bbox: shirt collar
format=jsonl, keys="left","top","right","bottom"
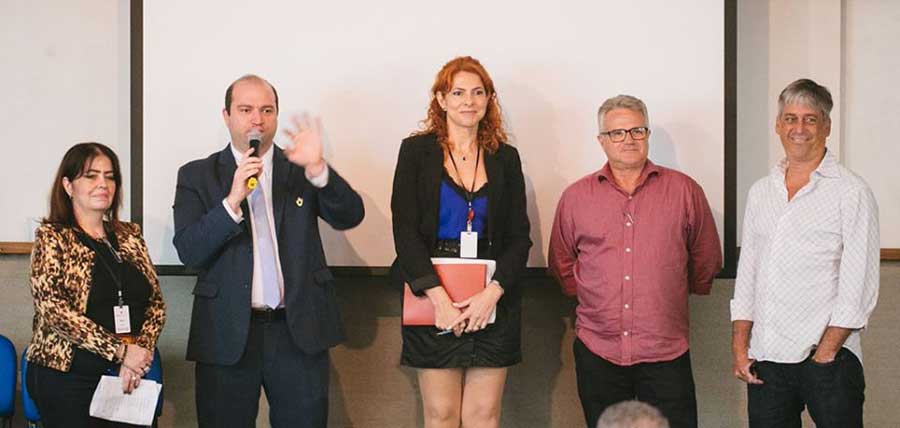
{"left": 773, "top": 149, "right": 840, "bottom": 179}
{"left": 596, "top": 160, "right": 661, "bottom": 185}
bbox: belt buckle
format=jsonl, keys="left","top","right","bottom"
{"left": 253, "top": 307, "right": 283, "bottom": 322}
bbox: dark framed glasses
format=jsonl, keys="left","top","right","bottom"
{"left": 600, "top": 126, "right": 650, "bottom": 142}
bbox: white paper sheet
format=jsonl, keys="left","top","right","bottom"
{"left": 89, "top": 375, "right": 161, "bottom": 426}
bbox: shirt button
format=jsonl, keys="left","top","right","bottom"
{"left": 623, "top": 331, "right": 630, "bottom": 336}
{"left": 625, "top": 248, "right": 631, "bottom": 253}
{"left": 626, "top": 222, "right": 632, "bottom": 227}
{"left": 624, "top": 303, "right": 630, "bottom": 309}
{"left": 624, "top": 275, "right": 631, "bottom": 281}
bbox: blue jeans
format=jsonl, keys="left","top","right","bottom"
{"left": 748, "top": 347, "right": 865, "bottom": 428}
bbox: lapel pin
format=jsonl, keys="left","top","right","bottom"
{"left": 296, "top": 197, "right": 304, "bottom": 207}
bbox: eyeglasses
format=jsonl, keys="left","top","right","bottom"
{"left": 599, "top": 126, "right": 650, "bottom": 143}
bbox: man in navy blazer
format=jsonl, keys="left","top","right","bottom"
{"left": 173, "top": 74, "right": 364, "bottom": 427}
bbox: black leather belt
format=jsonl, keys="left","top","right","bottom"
{"left": 434, "top": 239, "right": 489, "bottom": 258}
{"left": 251, "top": 307, "right": 286, "bottom": 322}
{"left": 434, "top": 239, "right": 462, "bottom": 257}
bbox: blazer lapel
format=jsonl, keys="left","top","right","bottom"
{"left": 272, "top": 146, "right": 295, "bottom": 236}
{"left": 423, "top": 137, "right": 444, "bottom": 232}
{"left": 484, "top": 148, "right": 504, "bottom": 242}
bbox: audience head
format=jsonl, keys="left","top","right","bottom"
{"left": 596, "top": 400, "right": 670, "bottom": 428}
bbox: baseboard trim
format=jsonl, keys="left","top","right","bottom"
{"left": 0, "top": 242, "right": 32, "bottom": 255}
{"left": 882, "top": 248, "right": 900, "bottom": 260}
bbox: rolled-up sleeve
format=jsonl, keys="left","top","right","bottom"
{"left": 830, "top": 185, "right": 880, "bottom": 329}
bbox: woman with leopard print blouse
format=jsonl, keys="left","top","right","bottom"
{"left": 26, "top": 143, "right": 166, "bottom": 427}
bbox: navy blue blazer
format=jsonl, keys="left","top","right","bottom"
{"left": 173, "top": 145, "right": 364, "bottom": 365}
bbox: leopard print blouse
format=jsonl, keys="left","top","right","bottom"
{"left": 26, "top": 222, "right": 166, "bottom": 372}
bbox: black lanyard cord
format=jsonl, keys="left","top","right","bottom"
{"left": 76, "top": 229, "right": 126, "bottom": 306}
{"left": 447, "top": 145, "right": 481, "bottom": 203}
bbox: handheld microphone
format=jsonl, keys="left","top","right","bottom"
{"left": 246, "top": 130, "right": 262, "bottom": 189}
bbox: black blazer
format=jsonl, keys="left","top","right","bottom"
{"left": 173, "top": 145, "right": 364, "bottom": 364}
{"left": 391, "top": 133, "right": 532, "bottom": 296}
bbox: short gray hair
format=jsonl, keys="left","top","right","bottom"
{"left": 597, "top": 95, "right": 649, "bottom": 134}
{"left": 596, "top": 401, "right": 670, "bottom": 428}
{"left": 777, "top": 78, "right": 833, "bottom": 121}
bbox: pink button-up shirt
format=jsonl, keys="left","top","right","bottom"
{"left": 549, "top": 161, "right": 722, "bottom": 366}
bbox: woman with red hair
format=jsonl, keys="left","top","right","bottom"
{"left": 391, "top": 56, "right": 532, "bottom": 427}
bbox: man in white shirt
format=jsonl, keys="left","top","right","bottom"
{"left": 731, "top": 78, "right": 879, "bottom": 428}
{"left": 173, "top": 74, "right": 364, "bottom": 427}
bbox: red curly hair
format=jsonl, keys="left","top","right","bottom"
{"left": 414, "top": 56, "right": 507, "bottom": 153}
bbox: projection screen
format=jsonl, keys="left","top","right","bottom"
{"left": 142, "top": 0, "right": 726, "bottom": 268}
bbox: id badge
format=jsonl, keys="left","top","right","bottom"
{"left": 460, "top": 231, "right": 478, "bottom": 258}
{"left": 113, "top": 305, "right": 132, "bottom": 334}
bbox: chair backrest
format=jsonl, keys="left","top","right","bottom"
{"left": 0, "top": 335, "right": 16, "bottom": 419}
{"left": 20, "top": 349, "right": 40, "bottom": 423}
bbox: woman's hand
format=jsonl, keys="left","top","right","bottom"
{"left": 121, "top": 344, "right": 153, "bottom": 377}
{"left": 425, "top": 286, "right": 465, "bottom": 337}
{"left": 118, "top": 364, "right": 142, "bottom": 394}
{"left": 452, "top": 281, "right": 504, "bottom": 333}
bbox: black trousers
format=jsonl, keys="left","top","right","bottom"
{"left": 748, "top": 347, "right": 865, "bottom": 428}
{"left": 195, "top": 316, "right": 330, "bottom": 428}
{"left": 25, "top": 362, "right": 144, "bottom": 428}
{"left": 573, "top": 337, "right": 697, "bottom": 428}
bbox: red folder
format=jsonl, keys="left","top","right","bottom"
{"left": 402, "top": 263, "right": 488, "bottom": 326}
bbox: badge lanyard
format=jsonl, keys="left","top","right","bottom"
{"left": 78, "top": 228, "right": 132, "bottom": 334}
{"left": 448, "top": 147, "right": 481, "bottom": 258}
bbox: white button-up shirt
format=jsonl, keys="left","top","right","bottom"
{"left": 223, "top": 143, "right": 329, "bottom": 308}
{"left": 731, "top": 150, "right": 880, "bottom": 363}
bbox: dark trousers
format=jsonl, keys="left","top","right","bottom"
{"left": 25, "top": 363, "right": 143, "bottom": 428}
{"left": 195, "top": 316, "right": 330, "bottom": 428}
{"left": 748, "top": 347, "right": 865, "bottom": 428}
{"left": 573, "top": 337, "right": 697, "bottom": 428}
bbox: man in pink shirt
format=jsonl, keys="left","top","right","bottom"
{"left": 549, "top": 95, "right": 722, "bottom": 428}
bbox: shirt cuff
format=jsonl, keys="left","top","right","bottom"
{"left": 306, "top": 163, "right": 329, "bottom": 188}
{"left": 730, "top": 299, "right": 753, "bottom": 322}
{"left": 222, "top": 199, "right": 243, "bottom": 223}
{"left": 829, "top": 305, "right": 869, "bottom": 330}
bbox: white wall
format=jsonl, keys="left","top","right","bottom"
{"left": 737, "top": 0, "right": 898, "bottom": 249}
{"left": 844, "top": 0, "right": 900, "bottom": 247}
{"left": 767, "top": 0, "right": 843, "bottom": 165}
{"left": 0, "top": 0, "right": 131, "bottom": 241}
{"left": 736, "top": 0, "right": 900, "bottom": 247}
{"left": 736, "top": 0, "right": 771, "bottom": 245}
